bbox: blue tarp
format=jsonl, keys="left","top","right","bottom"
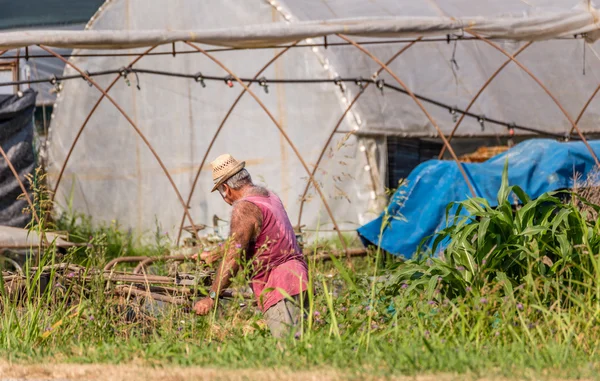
{"left": 357, "top": 139, "right": 600, "bottom": 258}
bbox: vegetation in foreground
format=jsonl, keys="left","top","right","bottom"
{"left": 2, "top": 168, "right": 600, "bottom": 379}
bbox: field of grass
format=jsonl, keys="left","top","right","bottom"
{"left": 5, "top": 253, "right": 600, "bottom": 380}
{"left": 2, "top": 168, "right": 600, "bottom": 380}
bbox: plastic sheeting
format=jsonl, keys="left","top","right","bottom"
{"left": 0, "top": 89, "right": 35, "bottom": 228}
{"left": 47, "top": 0, "right": 375, "bottom": 238}
{"left": 357, "top": 139, "right": 600, "bottom": 258}
{"left": 2, "top": 6, "right": 600, "bottom": 49}
{"left": 44, "top": 0, "right": 600, "bottom": 238}
{"left": 282, "top": 0, "right": 600, "bottom": 138}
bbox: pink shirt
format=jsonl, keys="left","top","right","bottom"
{"left": 241, "top": 191, "right": 308, "bottom": 312}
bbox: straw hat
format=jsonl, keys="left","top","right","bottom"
{"left": 210, "top": 154, "right": 246, "bottom": 192}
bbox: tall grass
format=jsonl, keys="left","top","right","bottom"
{"left": 1, "top": 165, "right": 600, "bottom": 378}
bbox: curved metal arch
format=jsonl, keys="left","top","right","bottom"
{"left": 467, "top": 32, "right": 600, "bottom": 167}
{"left": 438, "top": 41, "right": 534, "bottom": 159}
{"left": 50, "top": 45, "right": 159, "bottom": 206}
{"left": 175, "top": 41, "right": 300, "bottom": 245}
{"left": 336, "top": 34, "right": 477, "bottom": 197}
{"left": 39, "top": 45, "right": 199, "bottom": 232}
{"left": 568, "top": 83, "right": 600, "bottom": 137}
{"left": 183, "top": 41, "right": 350, "bottom": 257}
{"left": 296, "top": 38, "right": 423, "bottom": 228}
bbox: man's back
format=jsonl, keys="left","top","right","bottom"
{"left": 234, "top": 188, "right": 307, "bottom": 312}
{"left": 239, "top": 188, "right": 303, "bottom": 275}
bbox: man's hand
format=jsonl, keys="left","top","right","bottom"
{"left": 191, "top": 250, "right": 221, "bottom": 264}
{"left": 193, "top": 297, "right": 215, "bottom": 315}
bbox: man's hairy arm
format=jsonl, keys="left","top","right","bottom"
{"left": 209, "top": 201, "right": 262, "bottom": 296}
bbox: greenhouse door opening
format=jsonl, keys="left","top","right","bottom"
{"left": 386, "top": 137, "right": 442, "bottom": 189}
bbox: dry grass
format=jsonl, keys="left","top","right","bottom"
{"left": 572, "top": 166, "right": 600, "bottom": 220}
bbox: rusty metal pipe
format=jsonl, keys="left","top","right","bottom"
{"left": 468, "top": 32, "right": 600, "bottom": 167}
{"left": 31, "top": 263, "right": 84, "bottom": 272}
{"left": 103, "top": 256, "right": 150, "bottom": 272}
{"left": 131, "top": 284, "right": 193, "bottom": 295}
{"left": 113, "top": 285, "right": 188, "bottom": 305}
{"left": 297, "top": 38, "right": 422, "bottom": 227}
{"left": 184, "top": 42, "right": 351, "bottom": 259}
{"left": 175, "top": 42, "right": 299, "bottom": 245}
{"left": 102, "top": 273, "right": 177, "bottom": 284}
{"left": 132, "top": 254, "right": 187, "bottom": 274}
{"left": 38, "top": 45, "right": 199, "bottom": 231}
{"left": 438, "top": 41, "right": 534, "bottom": 159}
{"left": 337, "top": 35, "right": 477, "bottom": 197}
{"left": 568, "top": 83, "right": 600, "bottom": 138}
{"left": 308, "top": 248, "right": 367, "bottom": 262}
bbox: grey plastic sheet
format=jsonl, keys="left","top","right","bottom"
{"left": 0, "top": 89, "right": 35, "bottom": 228}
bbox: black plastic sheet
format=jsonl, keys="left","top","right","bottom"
{"left": 0, "top": 89, "right": 36, "bottom": 227}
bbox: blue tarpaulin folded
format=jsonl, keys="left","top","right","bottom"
{"left": 357, "top": 139, "right": 600, "bottom": 258}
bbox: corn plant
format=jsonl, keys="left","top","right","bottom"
{"left": 389, "top": 162, "right": 600, "bottom": 303}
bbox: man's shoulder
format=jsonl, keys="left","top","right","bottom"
{"left": 251, "top": 186, "right": 270, "bottom": 197}
{"left": 232, "top": 198, "right": 262, "bottom": 219}
{"left": 232, "top": 186, "right": 271, "bottom": 214}
{"left": 233, "top": 199, "right": 259, "bottom": 211}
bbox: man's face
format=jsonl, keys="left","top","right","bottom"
{"left": 218, "top": 184, "right": 234, "bottom": 206}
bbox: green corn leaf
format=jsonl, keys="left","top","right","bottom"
{"left": 517, "top": 198, "right": 544, "bottom": 221}
{"left": 444, "top": 201, "right": 455, "bottom": 222}
{"left": 511, "top": 185, "right": 531, "bottom": 204}
{"left": 550, "top": 208, "right": 572, "bottom": 235}
{"left": 519, "top": 226, "right": 549, "bottom": 236}
{"left": 497, "top": 158, "right": 510, "bottom": 205}
{"left": 463, "top": 198, "right": 489, "bottom": 215}
{"left": 477, "top": 217, "right": 490, "bottom": 250}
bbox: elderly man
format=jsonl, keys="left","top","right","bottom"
{"left": 193, "top": 154, "right": 308, "bottom": 338}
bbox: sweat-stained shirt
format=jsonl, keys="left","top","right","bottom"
{"left": 241, "top": 191, "right": 308, "bottom": 312}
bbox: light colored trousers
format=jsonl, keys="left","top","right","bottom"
{"left": 263, "top": 294, "right": 306, "bottom": 338}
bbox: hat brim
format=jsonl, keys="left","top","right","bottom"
{"left": 211, "top": 161, "right": 246, "bottom": 192}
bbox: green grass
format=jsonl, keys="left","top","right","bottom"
{"left": 3, "top": 167, "right": 600, "bottom": 379}
{"left": 2, "top": 242, "right": 600, "bottom": 379}
{"left": 9, "top": 337, "right": 600, "bottom": 378}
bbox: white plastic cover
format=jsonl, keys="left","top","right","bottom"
{"left": 45, "top": 0, "right": 600, "bottom": 239}
{"left": 2, "top": 3, "right": 600, "bottom": 49}
{"left": 47, "top": 0, "right": 376, "bottom": 239}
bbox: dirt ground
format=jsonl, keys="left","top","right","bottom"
{"left": 0, "top": 362, "right": 593, "bottom": 381}
{"left": 0, "top": 363, "right": 355, "bottom": 381}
